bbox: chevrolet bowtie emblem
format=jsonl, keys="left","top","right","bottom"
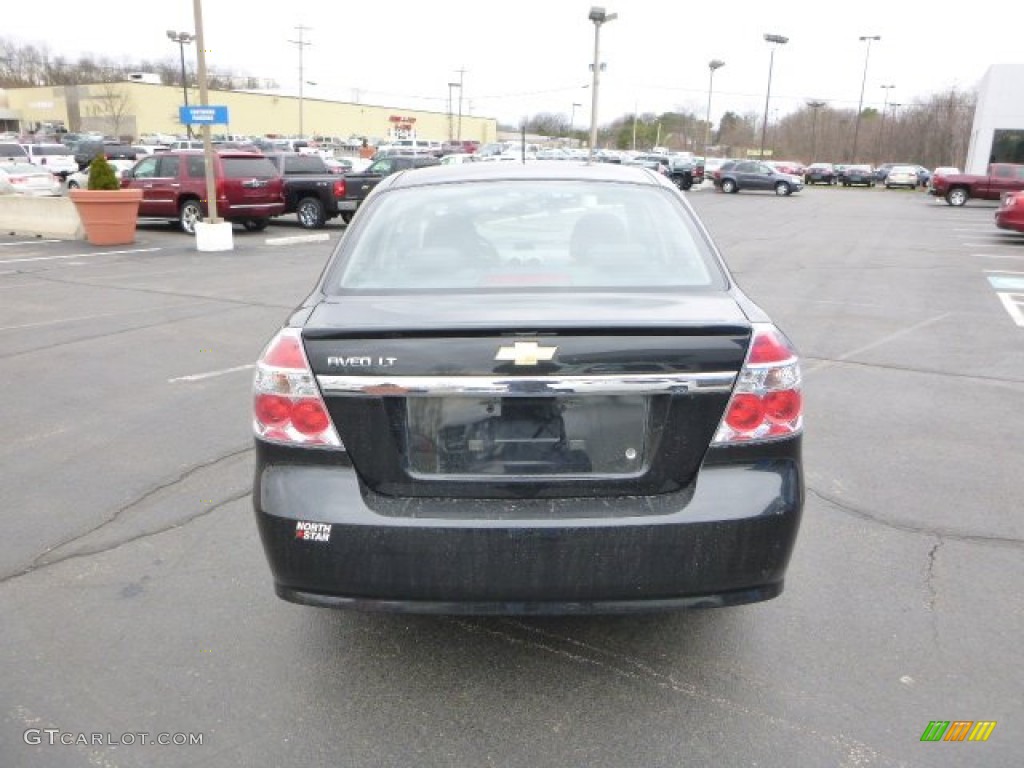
{"left": 495, "top": 341, "right": 558, "bottom": 366}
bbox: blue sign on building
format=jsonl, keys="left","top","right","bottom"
{"left": 179, "top": 105, "right": 230, "bottom": 125}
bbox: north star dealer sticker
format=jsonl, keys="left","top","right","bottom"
{"left": 295, "top": 522, "right": 332, "bottom": 542}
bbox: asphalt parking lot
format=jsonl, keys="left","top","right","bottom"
{"left": 1, "top": 186, "right": 1021, "bottom": 767}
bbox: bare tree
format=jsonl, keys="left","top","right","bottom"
{"left": 86, "top": 83, "right": 134, "bottom": 138}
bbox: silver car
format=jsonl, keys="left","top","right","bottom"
{"left": 0, "top": 162, "right": 62, "bottom": 196}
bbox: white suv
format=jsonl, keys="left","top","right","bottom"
{"left": 21, "top": 143, "right": 78, "bottom": 178}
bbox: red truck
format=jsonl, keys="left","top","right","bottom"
{"left": 929, "top": 163, "right": 1024, "bottom": 206}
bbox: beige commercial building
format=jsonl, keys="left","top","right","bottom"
{"left": 1, "top": 81, "right": 497, "bottom": 145}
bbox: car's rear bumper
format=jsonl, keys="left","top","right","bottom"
{"left": 254, "top": 443, "right": 804, "bottom": 614}
{"left": 221, "top": 202, "right": 286, "bottom": 219}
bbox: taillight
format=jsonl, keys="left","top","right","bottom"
{"left": 332, "top": 179, "right": 345, "bottom": 198}
{"left": 253, "top": 328, "right": 342, "bottom": 447}
{"left": 714, "top": 324, "right": 802, "bottom": 444}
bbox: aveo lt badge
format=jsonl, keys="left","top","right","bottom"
{"left": 495, "top": 341, "right": 558, "bottom": 366}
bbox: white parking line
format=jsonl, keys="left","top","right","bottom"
{"left": 0, "top": 239, "right": 61, "bottom": 247}
{"left": 973, "top": 253, "right": 1024, "bottom": 260}
{"left": 996, "top": 293, "right": 1024, "bottom": 327}
{"left": 168, "top": 364, "right": 255, "bottom": 383}
{"left": 0, "top": 247, "right": 161, "bottom": 265}
{"left": 264, "top": 234, "right": 331, "bottom": 245}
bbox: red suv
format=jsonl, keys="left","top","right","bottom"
{"left": 121, "top": 151, "right": 285, "bottom": 233}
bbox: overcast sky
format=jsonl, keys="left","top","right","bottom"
{"left": 9, "top": 1, "right": 1020, "bottom": 128}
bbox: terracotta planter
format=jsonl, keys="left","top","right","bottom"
{"left": 69, "top": 188, "right": 144, "bottom": 246}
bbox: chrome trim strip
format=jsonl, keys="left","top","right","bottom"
{"left": 317, "top": 372, "right": 737, "bottom": 397}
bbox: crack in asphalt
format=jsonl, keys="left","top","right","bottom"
{"left": 802, "top": 356, "right": 1024, "bottom": 385}
{"left": 451, "top": 618, "right": 906, "bottom": 767}
{"left": 0, "top": 445, "right": 254, "bottom": 584}
{"left": 18, "top": 488, "right": 254, "bottom": 579}
{"left": 925, "top": 539, "right": 942, "bottom": 613}
{"left": 807, "top": 486, "right": 1024, "bottom": 549}
{"left": 924, "top": 538, "right": 943, "bottom": 649}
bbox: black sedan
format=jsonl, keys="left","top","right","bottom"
{"left": 252, "top": 162, "right": 805, "bottom": 614}
{"left": 804, "top": 162, "right": 837, "bottom": 185}
{"left": 715, "top": 160, "right": 803, "bottom": 195}
{"left": 839, "top": 164, "right": 876, "bottom": 187}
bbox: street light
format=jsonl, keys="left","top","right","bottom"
{"left": 166, "top": 30, "right": 195, "bottom": 138}
{"left": 807, "top": 99, "right": 826, "bottom": 160}
{"left": 588, "top": 6, "right": 617, "bottom": 161}
{"left": 760, "top": 34, "right": 788, "bottom": 160}
{"left": 878, "top": 84, "right": 895, "bottom": 161}
{"left": 569, "top": 102, "right": 582, "bottom": 145}
{"left": 851, "top": 35, "right": 880, "bottom": 162}
{"left": 704, "top": 59, "right": 725, "bottom": 161}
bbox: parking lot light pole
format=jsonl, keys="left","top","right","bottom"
{"left": 569, "top": 102, "right": 582, "bottom": 146}
{"left": 166, "top": 30, "right": 195, "bottom": 138}
{"left": 704, "top": 59, "right": 724, "bottom": 162}
{"left": 851, "top": 35, "right": 880, "bottom": 162}
{"left": 588, "top": 6, "right": 617, "bottom": 162}
{"left": 760, "top": 34, "right": 788, "bottom": 160}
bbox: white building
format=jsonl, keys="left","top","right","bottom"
{"left": 965, "top": 63, "right": 1024, "bottom": 174}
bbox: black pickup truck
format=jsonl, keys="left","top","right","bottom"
{"left": 337, "top": 153, "right": 441, "bottom": 220}
{"left": 264, "top": 152, "right": 347, "bottom": 228}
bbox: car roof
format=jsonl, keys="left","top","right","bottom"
{"left": 383, "top": 161, "right": 666, "bottom": 190}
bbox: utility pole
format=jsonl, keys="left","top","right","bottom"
{"left": 288, "top": 26, "right": 312, "bottom": 137}
{"left": 454, "top": 66, "right": 467, "bottom": 141}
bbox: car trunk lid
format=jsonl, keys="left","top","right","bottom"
{"left": 303, "top": 292, "right": 750, "bottom": 499}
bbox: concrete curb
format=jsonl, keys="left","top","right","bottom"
{"left": 0, "top": 195, "right": 85, "bottom": 240}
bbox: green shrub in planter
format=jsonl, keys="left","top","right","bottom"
{"left": 87, "top": 154, "right": 121, "bottom": 191}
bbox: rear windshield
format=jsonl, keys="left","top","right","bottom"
{"left": 2, "top": 163, "right": 40, "bottom": 174}
{"left": 328, "top": 179, "right": 724, "bottom": 294}
{"left": 284, "top": 156, "right": 327, "bottom": 174}
{"left": 222, "top": 157, "right": 278, "bottom": 178}
{"left": 34, "top": 146, "right": 73, "bottom": 156}
{"left": 1, "top": 143, "right": 28, "bottom": 156}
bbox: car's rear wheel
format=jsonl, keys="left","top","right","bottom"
{"left": 946, "top": 187, "right": 969, "bottom": 206}
{"left": 243, "top": 218, "right": 269, "bottom": 232}
{"left": 296, "top": 197, "right": 326, "bottom": 228}
{"left": 774, "top": 181, "right": 791, "bottom": 196}
{"left": 178, "top": 199, "right": 203, "bottom": 235}
{"left": 340, "top": 212, "right": 354, "bottom": 224}
{"left": 67, "top": 180, "right": 80, "bottom": 189}
{"left": 721, "top": 179, "right": 737, "bottom": 194}
{"left": 674, "top": 175, "right": 692, "bottom": 191}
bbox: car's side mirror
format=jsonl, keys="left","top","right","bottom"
{"left": 121, "top": 169, "right": 133, "bottom": 180}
